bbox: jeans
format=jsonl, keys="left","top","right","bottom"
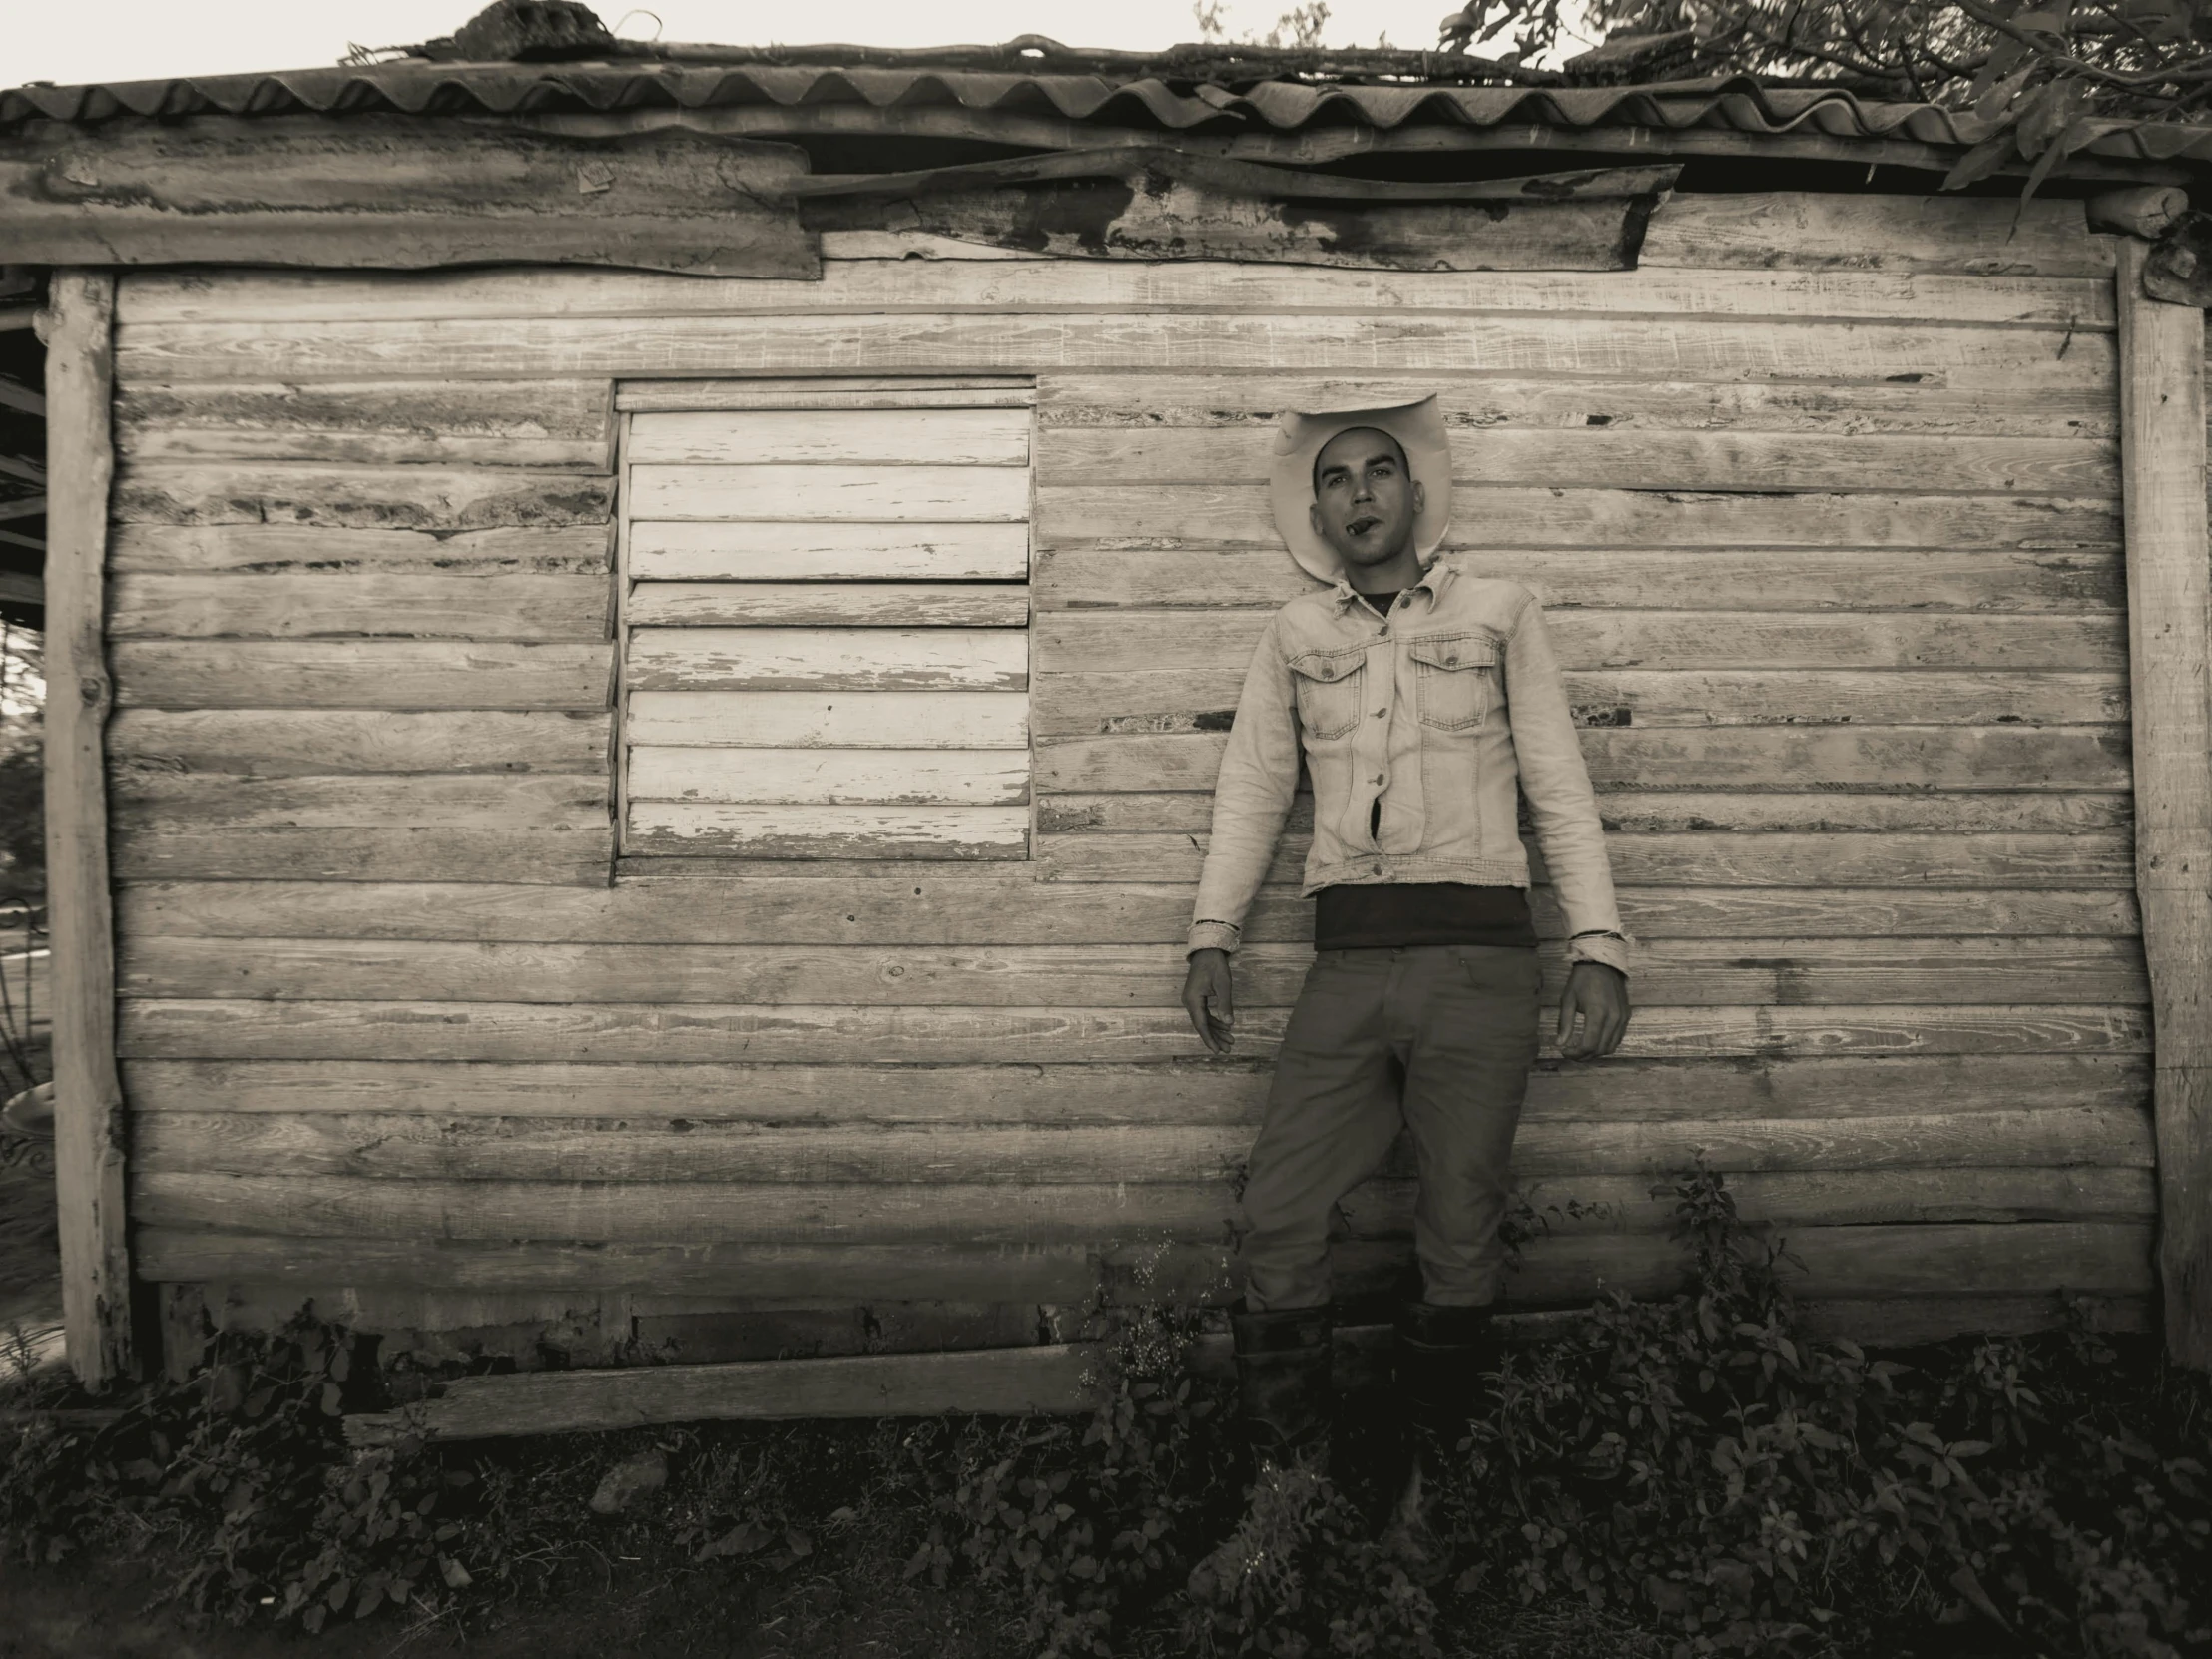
{"left": 1238, "top": 944, "right": 1542, "bottom": 1311}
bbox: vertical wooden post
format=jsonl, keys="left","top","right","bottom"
{"left": 2117, "top": 240, "right": 2212, "bottom": 1370}
{"left": 38, "top": 271, "right": 133, "bottom": 1387}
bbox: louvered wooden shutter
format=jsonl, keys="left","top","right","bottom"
{"left": 616, "top": 379, "right": 1033, "bottom": 859}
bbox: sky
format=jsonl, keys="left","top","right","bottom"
{"left": 6, "top": 0, "right": 1595, "bottom": 87}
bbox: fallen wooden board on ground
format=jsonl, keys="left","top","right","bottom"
{"left": 344, "top": 1342, "right": 1103, "bottom": 1443}
{"left": 343, "top": 1284, "right": 2151, "bottom": 1441}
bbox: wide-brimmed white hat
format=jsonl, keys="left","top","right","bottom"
{"left": 1268, "top": 395, "right": 1453, "bottom": 584}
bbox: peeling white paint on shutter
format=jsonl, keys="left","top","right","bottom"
{"left": 616, "top": 382, "right": 1035, "bottom": 861}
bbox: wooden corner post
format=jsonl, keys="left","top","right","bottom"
{"left": 39, "top": 271, "right": 134, "bottom": 1387}
{"left": 2117, "top": 240, "right": 2212, "bottom": 1370}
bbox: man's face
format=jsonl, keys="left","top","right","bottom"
{"left": 1309, "top": 426, "right": 1423, "bottom": 571}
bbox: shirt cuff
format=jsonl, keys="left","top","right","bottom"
{"left": 1567, "top": 931, "right": 1632, "bottom": 976}
{"left": 1187, "top": 920, "right": 1243, "bottom": 955}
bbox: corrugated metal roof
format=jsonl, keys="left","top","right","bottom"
{"left": 6, "top": 59, "right": 2209, "bottom": 164}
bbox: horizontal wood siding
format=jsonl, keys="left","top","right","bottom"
{"left": 108, "top": 198, "right": 2151, "bottom": 1368}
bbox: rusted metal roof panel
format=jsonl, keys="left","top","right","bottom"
{"left": 7, "top": 61, "right": 2209, "bottom": 164}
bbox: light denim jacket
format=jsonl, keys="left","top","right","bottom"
{"left": 1188, "top": 559, "right": 1631, "bottom": 975}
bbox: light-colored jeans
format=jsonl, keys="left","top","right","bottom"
{"left": 1239, "top": 944, "right": 1542, "bottom": 1311}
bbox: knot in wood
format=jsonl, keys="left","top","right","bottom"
{"left": 78, "top": 675, "right": 105, "bottom": 705}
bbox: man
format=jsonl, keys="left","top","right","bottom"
{"left": 1180, "top": 396, "right": 1632, "bottom": 1467}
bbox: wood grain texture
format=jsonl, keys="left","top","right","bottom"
{"left": 129, "top": 1238, "right": 2149, "bottom": 1354}
{"left": 1033, "top": 609, "right": 2124, "bottom": 672}
{"left": 114, "top": 379, "right": 618, "bottom": 469}
{"left": 1033, "top": 547, "right": 2124, "bottom": 615}
{"left": 2118, "top": 242, "right": 2212, "bottom": 1369}
{"left": 111, "top": 641, "right": 613, "bottom": 710}
{"left": 344, "top": 1344, "right": 1100, "bottom": 1442}
{"left": 116, "top": 1052, "right": 2149, "bottom": 1125}
{"left": 627, "top": 748, "right": 1030, "bottom": 806}
{"left": 626, "top": 803, "right": 1030, "bottom": 860}
{"left": 111, "top": 313, "right": 2113, "bottom": 389}
{"left": 125, "top": 1168, "right": 2153, "bottom": 1243}
{"left": 113, "top": 999, "right": 2149, "bottom": 1065}
{"left": 1036, "top": 830, "right": 2135, "bottom": 888}
{"left": 627, "top": 628, "right": 1024, "bottom": 693}
{"left": 1032, "top": 667, "right": 2128, "bottom": 734}
{"left": 1639, "top": 194, "right": 2110, "bottom": 276}
{"left": 110, "top": 773, "right": 610, "bottom": 831}
{"left": 626, "top": 582, "right": 1027, "bottom": 629}
{"left": 1042, "top": 789, "right": 2126, "bottom": 837}
{"left": 111, "top": 828, "right": 618, "bottom": 885}
{"left": 113, "top": 936, "right": 2146, "bottom": 1010}
{"left": 130, "top": 1106, "right": 2152, "bottom": 1185}
{"left": 625, "top": 691, "right": 1028, "bottom": 750}
{"left": 5, "top": 118, "right": 816, "bottom": 276}
{"left": 108, "top": 574, "right": 611, "bottom": 641}
{"left": 1034, "top": 727, "right": 2129, "bottom": 794}
{"left": 109, "top": 523, "right": 613, "bottom": 576}
{"left": 630, "top": 463, "right": 1029, "bottom": 523}
{"left": 113, "top": 260, "right": 2118, "bottom": 329}
{"left": 1039, "top": 426, "right": 2119, "bottom": 496}
{"left": 111, "top": 878, "right": 2139, "bottom": 945}
{"left": 627, "top": 408, "right": 1030, "bottom": 466}
{"left": 134, "top": 1223, "right": 2153, "bottom": 1309}
{"left": 1037, "top": 486, "right": 2120, "bottom": 553}
{"left": 629, "top": 520, "right": 1028, "bottom": 582}
{"left": 114, "top": 463, "right": 613, "bottom": 530}
{"left": 1033, "top": 372, "right": 2120, "bottom": 439}
{"left": 620, "top": 376, "right": 1035, "bottom": 411}
{"left": 41, "top": 270, "right": 134, "bottom": 1387}
{"left": 108, "top": 710, "right": 610, "bottom": 776}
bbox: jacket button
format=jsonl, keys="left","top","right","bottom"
{"left": 1373, "top": 773, "right": 1385, "bottom": 785}
{"left": 1371, "top": 862, "right": 1384, "bottom": 875}
{"left": 1374, "top": 707, "right": 1386, "bottom": 718}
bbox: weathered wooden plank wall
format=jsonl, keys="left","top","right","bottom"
{"left": 103, "top": 193, "right": 2153, "bottom": 1370}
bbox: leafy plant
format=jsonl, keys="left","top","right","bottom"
{"left": 1442, "top": 1165, "right": 2212, "bottom": 1657}
{"left": 1435, "top": 0, "right": 2212, "bottom": 194}
{"left": 2, "top": 1182, "right": 2205, "bottom": 1656}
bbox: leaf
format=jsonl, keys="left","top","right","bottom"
{"left": 2018, "top": 79, "right": 2090, "bottom": 157}
{"left": 439, "top": 1555, "right": 472, "bottom": 1590}
{"left": 786, "top": 1529, "right": 813, "bottom": 1559}
{"left": 1947, "top": 1563, "right": 2012, "bottom": 1629}
{"left": 2020, "top": 115, "right": 2102, "bottom": 203}
{"left": 1946, "top": 132, "right": 2016, "bottom": 195}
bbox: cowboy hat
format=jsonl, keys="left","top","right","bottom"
{"left": 1268, "top": 394, "right": 1452, "bottom": 584}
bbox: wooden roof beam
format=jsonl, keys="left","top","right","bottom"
{"left": 515, "top": 106, "right": 2195, "bottom": 187}
{"left": 0, "top": 374, "right": 45, "bottom": 417}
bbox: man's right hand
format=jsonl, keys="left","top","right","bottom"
{"left": 1183, "top": 947, "right": 1236, "bottom": 1054}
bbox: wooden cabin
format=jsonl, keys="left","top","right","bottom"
{"left": 6, "top": 12, "right": 2209, "bottom": 1426}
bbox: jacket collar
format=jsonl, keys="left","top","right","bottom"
{"left": 1330, "top": 555, "right": 1455, "bottom": 613}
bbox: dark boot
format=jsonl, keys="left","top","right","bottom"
{"left": 1382, "top": 1301, "right": 1497, "bottom": 1582}
{"left": 1231, "top": 1301, "right": 1335, "bottom": 1467}
{"left": 1189, "top": 1302, "right": 1336, "bottom": 1609}
{"left": 1393, "top": 1299, "right": 1496, "bottom": 1446}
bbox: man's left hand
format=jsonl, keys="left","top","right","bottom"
{"left": 1557, "top": 962, "right": 1630, "bottom": 1060}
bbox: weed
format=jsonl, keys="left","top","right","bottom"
{"left": 2, "top": 1171, "right": 2206, "bottom": 1657}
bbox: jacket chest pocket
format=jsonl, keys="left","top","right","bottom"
{"left": 1410, "top": 634, "right": 1497, "bottom": 731}
{"left": 1289, "top": 649, "right": 1366, "bottom": 741}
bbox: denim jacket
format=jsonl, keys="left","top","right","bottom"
{"left": 1188, "top": 559, "right": 1631, "bottom": 975}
